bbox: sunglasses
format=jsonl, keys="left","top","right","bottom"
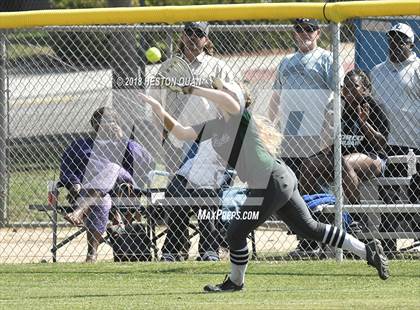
{"left": 294, "top": 25, "right": 317, "bottom": 33}
{"left": 185, "top": 28, "right": 206, "bottom": 38}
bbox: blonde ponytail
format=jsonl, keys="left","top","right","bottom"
{"left": 254, "top": 115, "right": 282, "bottom": 157}
{"left": 239, "top": 83, "right": 282, "bottom": 157}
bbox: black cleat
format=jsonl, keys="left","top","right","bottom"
{"left": 366, "top": 239, "right": 390, "bottom": 280}
{"left": 204, "top": 275, "right": 244, "bottom": 292}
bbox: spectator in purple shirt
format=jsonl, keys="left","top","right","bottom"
{"left": 59, "top": 107, "right": 154, "bottom": 262}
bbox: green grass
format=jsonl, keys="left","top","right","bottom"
{"left": 0, "top": 261, "right": 419, "bottom": 309}
{"left": 8, "top": 169, "right": 59, "bottom": 222}
{"left": 6, "top": 164, "right": 167, "bottom": 223}
{"left": 8, "top": 44, "right": 55, "bottom": 61}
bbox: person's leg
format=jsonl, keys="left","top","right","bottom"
{"left": 204, "top": 199, "right": 280, "bottom": 291}
{"left": 296, "top": 152, "right": 334, "bottom": 254}
{"left": 64, "top": 188, "right": 106, "bottom": 226}
{"left": 161, "top": 206, "right": 190, "bottom": 261}
{"left": 161, "top": 175, "right": 191, "bottom": 261}
{"left": 64, "top": 204, "right": 89, "bottom": 226}
{"left": 223, "top": 202, "right": 275, "bottom": 288}
{"left": 197, "top": 205, "right": 220, "bottom": 261}
{"left": 342, "top": 153, "right": 382, "bottom": 204}
{"left": 84, "top": 194, "right": 112, "bottom": 262}
{"left": 387, "top": 145, "right": 409, "bottom": 177}
{"left": 342, "top": 159, "right": 360, "bottom": 204}
{"left": 205, "top": 162, "right": 296, "bottom": 291}
{"left": 278, "top": 188, "right": 389, "bottom": 280}
{"left": 299, "top": 152, "right": 333, "bottom": 195}
{"left": 279, "top": 189, "right": 363, "bottom": 255}
{"left": 86, "top": 229, "right": 103, "bottom": 263}
{"left": 196, "top": 168, "right": 236, "bottom": 260}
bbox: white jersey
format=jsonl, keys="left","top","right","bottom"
{"left": 370, "top": 53, "right": 420, "bottom": 148}
{"left": 150, "top": 52, "right": 233, "bottom": 187}
{"left": 177, "top": 140, "right": 227, "bottom": 187}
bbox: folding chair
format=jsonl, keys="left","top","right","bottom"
{"left": 29, "top": 178, "right": 156, "bottom": 262}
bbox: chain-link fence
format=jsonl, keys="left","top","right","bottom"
{"left": 0, "top": 16, "right": 419, "bottom": 264}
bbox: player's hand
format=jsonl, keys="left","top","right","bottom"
{"left": 167, "top": 84, "right": 195, "bottom": 94}
{"left": 212, "top": 77, "right": 224, "bottom": 90}
{"left": 358, "top": 102, "right": 370, "bottom": 124}
{"left": 167, "top": 84, "right": 184, "bottom": 93}
{"left": 182, "top": 85, "right": 195, "bottom": 94}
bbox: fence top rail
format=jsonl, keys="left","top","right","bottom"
{"left": 2, "top": 24, "right": 329, "bottom": 34}
{"left": 0, "top": 1, "right": 418, "bottom": 30}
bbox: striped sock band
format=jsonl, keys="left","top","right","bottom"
{"left": 230, "top": 246, "right": 249, "bottom": 286}
{"left": 230, "top": 246, "right": 249, "bottom": 266}
{"left": 322, "top": 224, "right": 346, "bottom": 248}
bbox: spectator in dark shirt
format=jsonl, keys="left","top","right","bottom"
{"left": 300, "top": 69, "right": 390, "bottom": 204}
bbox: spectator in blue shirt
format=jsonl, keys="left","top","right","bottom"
{"left": 268, "top": 18, "right": 341, "bottom": 254}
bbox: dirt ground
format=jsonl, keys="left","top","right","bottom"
{"left": 0, "top": 225, "right": 299, "bottom": 264}
{"left": 1, "top": 223, "right": 416, "bottom": 264}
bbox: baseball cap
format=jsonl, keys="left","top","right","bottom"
{"left": 293, "top": 18, "right": 320, "bottom": 30}
{"left": 388, "top": 23, "right": 415, "bottom": 43}
{"left": 184, "top": 22, "right": 209, "bottom": 37}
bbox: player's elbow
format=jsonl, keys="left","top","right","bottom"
{"left": 220, "top": 92, "right": 241, "bottom": 115}
{"left": 227, "top": 101, "right": 241, "bottom": 115}
{"left": 171, "top": 125, "right": 197, "bottom": 141}
{"left": 170, "top": 127, "right": 187, "bottom": 140}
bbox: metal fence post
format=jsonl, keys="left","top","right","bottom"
{"left": 166, "top": 28, "right": 174, "bottom": 58}
{"left": 331, "top": 21, "right": 343, "bottom": 261}
{"left": 108, "top": 0, "right": 142, "bottom": 133}
{"left": 0, "top": 32, "right": 7, "bottom": 226}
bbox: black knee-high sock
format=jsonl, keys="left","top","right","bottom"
{"left": 229, "top": 246, "right": 249, "bottom": 285}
